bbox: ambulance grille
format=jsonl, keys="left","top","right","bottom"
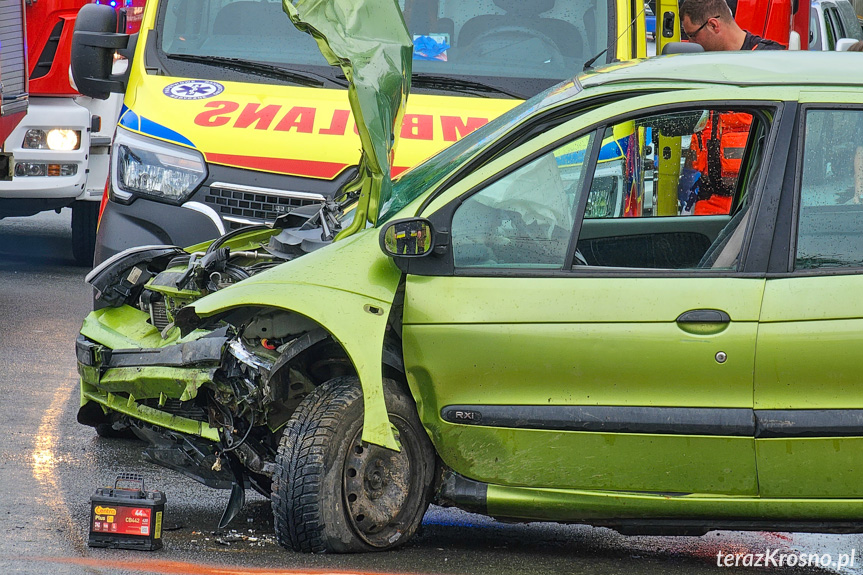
{"left": 205, "top": 186, "right": 324, "bottom": 229}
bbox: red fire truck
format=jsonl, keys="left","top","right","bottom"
{"left": 0, "top": 1, "right": 28, "bottom": 163}
{"left": 0, "top": 0, "right": 144, "bottom": 265}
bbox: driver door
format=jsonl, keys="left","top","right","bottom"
{"left": 402, "top": 101, "right": 777, "bottom": 496}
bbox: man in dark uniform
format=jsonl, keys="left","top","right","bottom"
{"left": 680, "top": 0, "right": 785, "bottom": 51}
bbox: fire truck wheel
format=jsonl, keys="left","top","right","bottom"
{"left": 72, "top": 201, "right": 99, "bottom": 267}
{"left": 272, "top": 376, "right": 436, "bottom": 553}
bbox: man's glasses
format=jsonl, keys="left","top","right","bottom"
{"left": 687, "top": 16, "right": 720, "bottom": 38}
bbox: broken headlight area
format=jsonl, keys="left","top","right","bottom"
{"left": 87, "top": 201, "right": 353, "bottom": 331}
{"left": 88, "top": 235, "right": 285, "bottom": 330}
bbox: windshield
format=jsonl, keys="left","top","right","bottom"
{"left": 378, "top": 79, "right": 583, "bottom": 224}
{"left": 156, "top": 0, "right": 612, "bottom": 98}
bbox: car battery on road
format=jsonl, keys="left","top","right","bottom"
{"left": 88, "top": 473, "right": 166, "bottom": 550}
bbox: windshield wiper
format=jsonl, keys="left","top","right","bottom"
{"left": 411, "top": 74, "right": 522, "bottom": 99}
{"left": 166, "top": 54, "right": 346, "bottom": 88}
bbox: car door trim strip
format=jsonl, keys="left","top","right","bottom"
{"left": 755, "top": 410, "right": 863, "bottom": 438}
{"left": 440, "top": 405, "right": 755, "bottom": 436}
{"left": 442, "top": 406, "right": 863, "bottom": 438}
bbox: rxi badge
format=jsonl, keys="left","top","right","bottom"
{"left": 163, "top": 80, "right": 225, "bottom": 100}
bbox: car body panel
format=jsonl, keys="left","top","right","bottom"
{"left": 189, "top": 229, "right": 404, "bottom": 450}
{"left": 484, "top": 485, "right": 863, "bottom": 522}
{"left": 578, "top": 52, "right": 863, "bottom": 90}
{"left": 81, "top": 306, "right": 189, "bottom": 349}
{"left": 81, "top": 381, "right": 222, "bottom": 441}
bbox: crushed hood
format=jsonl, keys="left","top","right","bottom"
{"left": 283, "top": 0, "right": 412, "bottom": 237}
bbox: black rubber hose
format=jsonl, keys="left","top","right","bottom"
{"left": 206, "top": 224, "right": 270, "bottom": 254}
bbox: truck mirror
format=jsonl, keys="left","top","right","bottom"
{"left": 380, "top": 218, "right": 435, "bottom": 258}
{"left": 836, "top": 38, "right": 859, "bottom": 51}
{"left": 788, "top": 31, "right": 802, "bottom": 51}
{"left": 71, "top": 4, "right": 134, "bottom": 100}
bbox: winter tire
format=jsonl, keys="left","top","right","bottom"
{"left": 272, "top": 376, "right": 435, "bottom": 553}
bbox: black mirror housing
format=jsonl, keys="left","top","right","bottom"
{"left": 71, "top": 4, "right": 135, "bottom": 99}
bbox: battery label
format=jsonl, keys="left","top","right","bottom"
{"left": 154, "top": 511, "right": 162, "bottom": 539}
{"left": 93, "top": 505, "right": 152, "bottom": 536}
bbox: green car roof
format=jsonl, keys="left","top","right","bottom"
{"left": 581, "top": 51, "right": 863, "bottom": 90}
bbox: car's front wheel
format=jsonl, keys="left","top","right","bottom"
{"left": 272, "top": 376, "right": 435, "bottom": 553}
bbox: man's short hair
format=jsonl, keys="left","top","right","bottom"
{"left": 680, "top": 0, "right": 734, "bottom": 25}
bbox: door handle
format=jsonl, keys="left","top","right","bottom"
{"left": 676, "top": 309, "right": 731, "bottom": 323}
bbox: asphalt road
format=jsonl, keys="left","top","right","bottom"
{"left": 0, "top": 210, "right": 859, "bottom": 575}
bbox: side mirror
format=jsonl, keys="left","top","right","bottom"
{"left": 380, "top": 218, "right": 435, "bottom": 258}
{"left": 836, "top": 38, "right": 859, "bottom": 52}
{"left": 661, "top": 41, "right": 704, "bottom": 55}
{"left": 71, "top": 4, "right": 136, "bottom": 99}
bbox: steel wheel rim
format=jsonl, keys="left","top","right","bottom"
{"left": 342, "top": 416, "right": 416, "bottom": 547}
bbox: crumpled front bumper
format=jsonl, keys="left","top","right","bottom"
{"left": 75, "top": 312, "right": 226, "bottom": 442}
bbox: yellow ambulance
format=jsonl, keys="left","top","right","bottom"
{"left": 71, "top": 0, "right": 671, "bottom": 264}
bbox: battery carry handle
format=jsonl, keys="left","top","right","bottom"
{"left": 114, "top": 472, "right": 145, "bottom": 492}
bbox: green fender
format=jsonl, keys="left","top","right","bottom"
{"left": 189, "top": 228, "right": 403, "bottom": 451}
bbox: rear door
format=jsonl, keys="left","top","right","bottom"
{"left": 756, "top": 93, "right": 863, "bottom": 497}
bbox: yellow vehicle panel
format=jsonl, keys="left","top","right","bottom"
{"left": 122, "top": 76, "right": 519, "bottom": 180}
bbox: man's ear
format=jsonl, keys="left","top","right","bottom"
{"left": 707, "top": 17, "right": 722, "bottom": 34}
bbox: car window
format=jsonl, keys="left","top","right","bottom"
{"left": 810, "top": 6, "right": 823, "bottom": 50}
{"left": 832, "top": 7, "right": 848, "bottom": 37}
{"left": 795, "top": 108, "right": 863, "bottom": 270}
{"left": 571, "top": 108, "right": 765, "bottom": 270}
{"left": 825, "top": 8, "right": 840, "bottom": 49}
{"left": 451, "top": 131, "right": 594, "bottom": 268}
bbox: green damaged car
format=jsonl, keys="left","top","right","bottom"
{"left": 78, "top": 32, "right": 863, "bottom": 554}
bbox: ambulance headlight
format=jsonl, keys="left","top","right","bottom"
{"left": 111, "top": 127, "right": 207, "bottom": 204}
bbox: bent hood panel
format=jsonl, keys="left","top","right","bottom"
{"left": 123, "top": 77, "right": 518, "bottom": 180}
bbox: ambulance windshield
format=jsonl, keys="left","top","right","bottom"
{"left": 156, "top": 0, "right": 612, "bottom": 99}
